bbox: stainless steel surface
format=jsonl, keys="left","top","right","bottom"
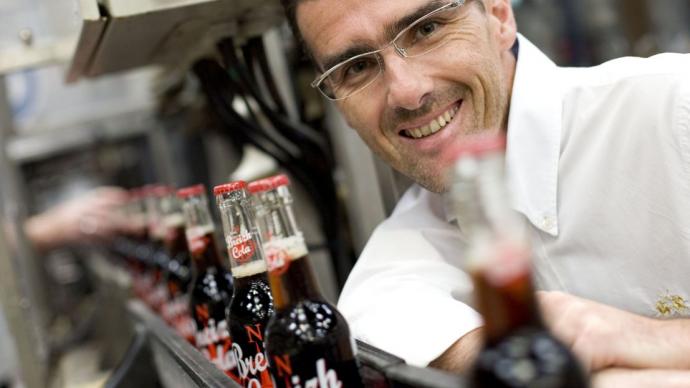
{"left": 128, "top": 300, "right": 240, "bottom": 388}
{"left": 67, "top": 0, "right": 284, "bottom": 82}
{"left": 0, "top": 75, "right": 49, "bottom": 388}
{"left": 128, "top": 298, "right": 467, "bottom": 388}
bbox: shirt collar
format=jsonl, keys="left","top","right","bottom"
{"left": 504, "top": 34, "right": 563, "bottom": 236}
{"left": 443, "top": 34, "right": 563, "bottom": 237}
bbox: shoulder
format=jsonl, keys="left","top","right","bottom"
{"left": 560, "top": 54, "right": 690, "bottom": 129}
{"left": 561, "top": 53, "right": 690, "bottom": 103}
{"left": 566, "top": 53, "right": 690, "bottom": 86}
{"left": 350, "top": 185, "right": 453, "bottom": 267}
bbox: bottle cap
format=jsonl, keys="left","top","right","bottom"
{"left": 129, "top": 187, "right": 142, "bottom": 200}
{"left": 213, "top": 181, "right": 247, "bottom": 196}
{"left": 177, "top": 184, "right": 206, "bottom": 199}
{"left": 248, "top": 179, "right": 273, "bottom": 194}
{"left": 152, "top": 185, "right": 174, "bottom": 197}
{"left": 248, "top": 174, "right": 291, "bottom": 194}
{"left": 270, "top": 174, "right": 290, "bottom": 188}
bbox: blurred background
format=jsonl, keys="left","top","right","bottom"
{"left": 0, "top": 0, "right": 688, "bottom": 387}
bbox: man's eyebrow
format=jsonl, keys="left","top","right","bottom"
{"left": 384, "top": 0, "right": 448, "bottom": 42}
{"left": 320, "top": 44, "right": 377, "bottom": 73}
{"left": 318, "top": 1, "right": 450, "bottom": 72}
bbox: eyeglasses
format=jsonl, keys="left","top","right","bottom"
{"left": 311, "top": 0, "right": 466, "bottom": 101}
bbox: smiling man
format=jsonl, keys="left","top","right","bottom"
{"left": 281, "top": 0, "right": 690, "bottom": 383}
{"left": 300, "top": 0, "right": 513, "bottom": 193}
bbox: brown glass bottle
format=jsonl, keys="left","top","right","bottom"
{"left": 216, "top": 181, "right": 275, "bottom": 388}
{"left": 251, "top": 175, "right": 363, "bottom": 388}
{"left": 143, "top": 185, "right": 171, "bottom": 313}
{"left": 118, "top": 187, "right": 150, "bottom": 300}
{"left": 450, "top": 136, "right": 588, "bottom": 388}
{"left": 159, "top": 190, "right": 195, "bottom": 344}
{"left": 178, "top": 184, "right": 237, "bottom": 380}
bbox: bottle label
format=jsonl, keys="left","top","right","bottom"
{"left": 194, "top": 305, "right": 238, "bottom": 378}
{"left": 229, "top": 232, "right": 257, "bottom": 264}
{"left": 149, "top": 283, "right": 168, "bottom": 311}
{"left": 484, "top": 242, "right": 531, "bottom": 287}
{"left": 231, "top": 323, "right": 275, "bottom": 387}
{"left": 163, "top": 214, "right": 185, "bottom": 243}
{"left": 164, "top": 293, "right": 195, "bottom": 343}
{"left": 271, "top": 355, "right": 361, "bottom": 388}
{"left": 174, "top": 314, "right": 196, "bottom": 344}
{"left": 186, "top": 225, "right": 215, "bottom": 257}
{"left": 265, "top": 235, "right": 308, "bottom": 275}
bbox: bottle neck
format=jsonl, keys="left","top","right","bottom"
{"left": 451, "top": 152, "right": 542, "bottom": 342}
{"left": 182, "top": 194, "right": 224, "bottom": 270}
{"left": 163, "top": 216, "right": 188, "bottom": 257}
{"left": 263, "top": 187, "right": 300, "bottom": 240}
{"left": 217, "top": 189, "right": 267, "bottom": 274}
{"left": 262, "top": 187, "right": 322, "bottom": 309}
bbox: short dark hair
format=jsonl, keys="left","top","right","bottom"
{"left": 280, "top": 0, "right": 486, "bottom": 59}
{"left": 280, "top": 0, "right": 306, "bottom": 49}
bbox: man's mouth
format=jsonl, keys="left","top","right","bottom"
{"left": 400, "top": 102, "right": 461, "bottom": 139}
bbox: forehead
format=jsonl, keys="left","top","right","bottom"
{"left": 297, "top": 0, "right": 432, "bottom": 63}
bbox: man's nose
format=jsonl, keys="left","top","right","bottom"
{"left": 383, "top": 53, "right": 433, "bottom": 111}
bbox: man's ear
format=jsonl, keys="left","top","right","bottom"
{"left": 486, "top": 0, "right": 517, "bottom": 51}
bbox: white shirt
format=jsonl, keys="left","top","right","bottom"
{"left": 337, "top": 34, "right": 690, "bottom": 367}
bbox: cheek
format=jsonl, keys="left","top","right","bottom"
{"left": 340, "top": 100, "right": 383, "bottom": 139}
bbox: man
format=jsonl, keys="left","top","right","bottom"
{"left": 281, "top": 0, "right": 690, "bottom": 385}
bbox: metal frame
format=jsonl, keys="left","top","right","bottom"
{"left": 0, "top": 75, "right": 50, "bottom": 388}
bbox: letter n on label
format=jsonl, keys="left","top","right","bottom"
{"left": 273, "top": 355, "right": 292, "bottom": 377}
{"left": 196, "top": 305, "right": 209, "bottom": 321}
{"left": 245, "top": 324, "right": 263, "bottom": 344}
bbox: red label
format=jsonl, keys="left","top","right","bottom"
{"left": 266, "top": 248, "right": 290, "bottom": 275}
{"left": 189, "top": 235, "right": 210, "bottom": 257}
{"left": 231, "top": 240, "right": 255, "bottom": 263}
{"left": 485, "top": 244, "right": 531, "bottom": 287}
{"left": 230, "top": 232, "right": 256, "bottom": 263}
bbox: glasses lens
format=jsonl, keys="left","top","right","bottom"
{"left": 320, "top": 54, "right": 382, "bottom": 100}
{"left": 313, "top": 1, "right": 462, "bottom": 100}
{"left": 397, "top": 3, "right": 460, "bottom": 57}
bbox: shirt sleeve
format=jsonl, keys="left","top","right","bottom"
{"left": 337, "top": 225, "right": 481, "bottom": 367}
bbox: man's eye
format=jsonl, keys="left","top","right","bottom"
{"left": 345, "top": 60, "right": 374, "bottom": 77}
{"left": 416, "top": 21, "right": 439, "bottom": 38}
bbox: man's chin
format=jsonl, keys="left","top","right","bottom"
{"left": 406, "top": 172, "right": 450, "bottom": 194}
{"left": 418, "top": 180, "right": 450, "bottom": 194}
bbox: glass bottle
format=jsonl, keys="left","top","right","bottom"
{"left": 449, "top": 135, "right": 588, "bottom": 388}
{"left": 216, "top": 181, "right": 275, "bottom": 388}
{"left": 254, "top": 175, "right": 364, "bottom": 388}
{"left": 178, "top": 184, "right": 237, "bottom": 379}
{"left": 159, "top": 189, "right": 195, "bottom": 344}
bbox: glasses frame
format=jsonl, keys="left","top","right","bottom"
{"left": 310, "top": 0, "right": 466, "bottom": 101}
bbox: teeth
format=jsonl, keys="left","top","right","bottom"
{"left": 429, "top": 119, "right": 440, "bottom": 133}
{"left": 404, "top": 105, "right": 458, "bottom": 139}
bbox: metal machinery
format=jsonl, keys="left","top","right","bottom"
{"left": 0, "top": 0, "right": 688, "bottom": 387}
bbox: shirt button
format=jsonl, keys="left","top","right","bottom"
{"left": 541, "top": 216, "right": 555, "bottom": 231}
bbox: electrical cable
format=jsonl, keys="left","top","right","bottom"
{"left": 210, "top": 40, "right": 355, "bottom": 287}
